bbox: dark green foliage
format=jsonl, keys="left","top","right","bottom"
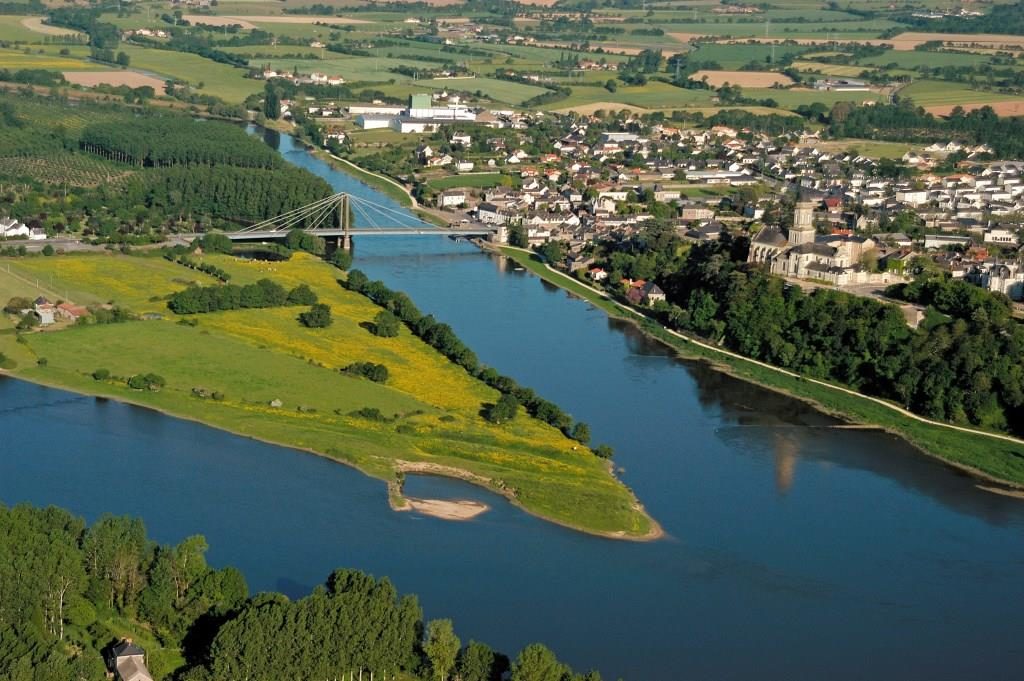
{"left": 299, "top": 303, "right": 332, "bottom": 328}
{"left": 371, "top": 310, "right": 401, "bottom": 337}
{"left": 457, "top": 641, "right": 508, "bottom": 681}
{"left": 91, "top": 368, "right": 109, "bottom": 381}
{"left": 286, "top": 284, "right": 318, "bottom": 306}
{"left": 168, "top": 254, "right": 232, "bottom": 283}
{"left": 0, "top": 505, "right": 247, "bottom": 680}
{"left": 511, "top": 643, "right": 568, "bottom": 681}
{"left": 16, "top": 313, "right": 38, "bottom": 331}
{"left": 646, "top": 237, "right": 1024, "bottom": 435}
{"left": 341, "top": 362, "right": 389, "bottom": 383}
{"left": 4, "top": 296, "right": 32, "bottom": 314}
{"left": 569, "top": 422, "right": 591, "bottom": 445}
{"left": 41, "top": 244, "right": 54, "bottom": 256}
{"left": 207, "top": 569, "right": 422, "bottom": 679}
{"left": 168, "top": 279, "right": 300, "bottom": 314}
{"left": 593, "top": 445, "right": 614, "bottom": 460}
{"left": 121, "top": 165, "right": 332, "bottom": 227}
{"left": 127, "top": 373, "right": 165, "bottom": 391}
{"left": 484, "top": 393, "right": 519, "bottom": 424}
{"left": 79, "top": 118, "right": 281, "bottom": 169}
{"left": 349, "top": 406, "right": 390, "bottom": 421}
{"left": 197, "top": 233, "right": 234, "bottom": 254}
{"left": 263, "top": 84, "right": 281, "bottom": 120}
{"left": 329, "top": 249, "right": 353, "bottom": 270}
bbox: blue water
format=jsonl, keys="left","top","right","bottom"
{"left": 2, "top": 130, "right": 1023, "bottom": 680}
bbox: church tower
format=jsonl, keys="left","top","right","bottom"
{"left": 788, "top": 198, "right": 817, "bottom": 246}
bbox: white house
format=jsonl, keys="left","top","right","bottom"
{"left": 110, "top": 640, "right": 153, "bottom": 681}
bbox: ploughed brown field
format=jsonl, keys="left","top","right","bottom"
{"left": 63, "top": 71, "right": 167, "bottom": 90}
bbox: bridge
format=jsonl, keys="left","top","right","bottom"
{"left": 190, "top": 192, "right": 497, "bottom": 249}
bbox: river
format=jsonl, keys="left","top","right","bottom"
{"left": 2, "top": 129, "right": 1024, "bottom": 680}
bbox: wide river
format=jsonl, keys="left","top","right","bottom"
{"left": 3, "top": 130, "right": 1024, "bottom": 680}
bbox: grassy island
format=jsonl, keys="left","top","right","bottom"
{"left": 0, "top": 251, "right": 658, "bottom": 540}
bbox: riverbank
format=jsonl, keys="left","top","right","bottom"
{"left": 496, "top": 246, "right": 1024, "bottom": 492}
{"left": 0, "top": 251, "right": 660, "bottom": 540}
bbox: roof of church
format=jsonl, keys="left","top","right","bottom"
{"left": 752, "top": 227, "right": 788, "bottom": 247}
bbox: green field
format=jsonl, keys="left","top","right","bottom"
{"left": 858, "top": 48, "right": 992, "bottom": 69}
{"left": 417, "top": 76, "right": 548, "bottom": 105}
{"left": 0, "top": 47, "right": 101, "bottom": 71}
{"left": 117, "top": 45, "right": 261, "bottom": 102}
{"left": 900, "top": 79, "right": 1024, "bottom": 107}
{"left": 0, "top": 252, "right": 655, "bottom": 538}
{"left": 426, "top": 173, "right": 512, "bottom": 191}
{"left": 556, "top": 80, "right": 717, "bottom": 111}
{"left": 688, "top": 42, "right": 814, "bottom": 69}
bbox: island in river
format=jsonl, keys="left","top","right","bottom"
{"left": 0, "top": 250, "right": 658, "bottom": 540}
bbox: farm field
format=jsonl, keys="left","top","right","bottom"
{"left": 690, "top": 69, "right": 794, "bottom": 87}
{"left": 0, "top": 252, "right": 655, "bottom": 538}
{"left": 790, "top": 61, "right": 869, "bottom": 78}
{"left": 116, "top": 45, "right": 260, "bottom": 102}
{"left": 556, "top": 81, "right": 717, "bottom": 111}
{"left": 416, "top": 76, "right": 548, "bottom": 105}
{"left": 0, "top": 48, "right": 101, "bottom": 71}
{"left": 857, "top": 48, "right": 991, "bottom": 68}
{"left": 63, "top": 70, "right": 168, "bottom": 90}
{"left": 687, "top": 42, "right": 812, "bottom": 69}
{"left": 0, "top": 15, "right": 67, "bottom": 41}
{"left": 743, "top": 86, "right": 885, "bottom": 108}
{"left": 900, "top": 79, "right": 1024, "bottom": 107}
{"left": 0, "top": 153, "right": 134, "bottom": 188}
{"left": 811, "top": 139, "right": 919, "bottom": 159}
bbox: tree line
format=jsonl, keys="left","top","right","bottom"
{"left": 79, "top": 119, "right": 282, "bottom": 169}
{"left": 600, "top": 228, "right": 1024, "bottom": 435}
{"left": 0, "top": 503, "right": 605, "bottom": 681}
{"left": 343, "top": 270, "right": 605, "bottom": 452}
{"left": 167, "top": 279, "right": 317, "bottom": 314}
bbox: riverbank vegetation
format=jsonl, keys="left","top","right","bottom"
{"left": 0, "top": 251, "right": 655, "bottom": 539}
{"left": 0, "top": 502, "right": 603, "bottom": 681}
{"left": 499, "top": 244, "right": 1024, "bottom": 489}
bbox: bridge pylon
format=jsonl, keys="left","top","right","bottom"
{"left": 338, "top": 194, "right": 352, "bottom": 251}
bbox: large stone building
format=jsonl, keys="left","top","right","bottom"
{"left": 748, "top": 199, "right": 901, "bottom": 285}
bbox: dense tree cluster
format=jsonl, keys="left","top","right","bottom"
{"left": 341, "top": 361, "right": 389, "bottom": 383}
{"left": 119, "top": 165, "right": 332, "bottom": 227}
{"left": 343, "top": 271, "right": 600, "bottom": 450}
{"left": 79, "top": 119, "right": 281, "bottom": 168}
{"left": 614, "top": 232, "right": 1024, "bottom": 434}
{"left": 167, "top": 278, "right": 300, "bottom": 314}
{"left": 166, "top": 254, "right": 232, "bottom": 283}
{"left": 0, "top": 505, "right": 246, "bottom": 681}
{"left": 298, "top": 303, "right": 332, "bottom": 328}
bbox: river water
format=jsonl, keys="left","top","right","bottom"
{"left": 2, "top": 130, "right": 1024, "bottom": 680}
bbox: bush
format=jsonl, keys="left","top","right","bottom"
{"left": 127, "top": 373, "right": 166, "bottom": 391}
{"left": 16, "top": 313, "right": 38, "bottom": 331}
{"left": 329, "top": 249, "right": 352, "bottom": 270}
{"left": 286, "top": 283, "right": 318, "bottom": 305}
{"left": 349, "top": 406, "right": 390, "bottom": 421}
{"left": 299, "top": 303, "right": 332, "bottom": 328}
{"left": 341, "top": 361, "right": 389, "bottom": 383}
{"left": 370, "top": 310, "right": 400, "bottom": 337}
{"left": 593, "top": 444, "right": 614, "bottom": 459}
{"left": 92, "top": 368, "right": 110, "bottom": 381}
{"left": 4, "top": 296, "right": 31, "bottom": 314}
{"left": 484, "top": 393, "right": 519, "bottom": 424}
{"left": 197, "top": 233, "right": 234, "bottom": 254}
{"left": 41, "top": 244, "right": 54, "bottom": 256}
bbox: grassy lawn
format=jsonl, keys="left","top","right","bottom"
{"left": 499, "top": 247, "right": 1024, "bottom": 488}
{"left": 416, "top": 76, "right": 549, "bottom": 105}
{"left": 689, "top": 42, "right": 814, "bottom": 69}
{"left": 858, "top": 48, "right": 991, "bottom": 69}
{"left": 0, "top": 252, "right": 654, "bottom": 538}
{"left": 813, "top": 139, "right": 918, "bottom": 159}
{"left": 425, "top": 173, "right": 512, "bottom": 191}
{"left": 557, "top": 81, "right": 716, "bottom": 111}
{"left": 744, "top": 86, "right": 885, "bottom": 108}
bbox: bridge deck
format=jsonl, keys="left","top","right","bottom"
{"left": 223, "top": 228, "right": 493, "bottom": 240}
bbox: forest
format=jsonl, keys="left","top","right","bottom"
{"left": 0, "top": 503, "right": 602, "bottom": 681}
{"left": 78, "top": 119, "right": 282, "bottom": 169}
{"left": 594, "top": 225, "right": 1024, "bottom": 435}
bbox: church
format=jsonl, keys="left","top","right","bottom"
{"left": 747, "top": 198, "right": 896, "bottom": 286}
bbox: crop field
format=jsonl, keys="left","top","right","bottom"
{"left": 687, "top": 42, "right": 813, "bottom": 69}
{"left": 900, "top": 79, "right": 1024, "bottom": 107}
{"left": 689, "top": 69, "right": 794, "bottom": 87}
{"left": 0, "top": 15, "right": 53, "bottom": 42}
{"left": 0, "top": 153, "right": 135, "bottom": 188}
{"left": 857, "top": 48, "right": 991, "bottom": 69}
{"left": 743, "top": 86, "right": 885, "bottom": 108}
{"left": 0, "top": 252, "right": 654, "bottom": 537}
{"left": 790, "top": 61, "right": 870, "bottom": 78}
{"left": 417, "top": 76, "right": 548, "bottom": 104}
{"left": 116, "top": 45, "right": 260, "bottom": 102}
{"left": 63, "top": 70, "right": 168, "bottom": 90}
{"left": 556, "top": 81, "right": 716, "bottom": 111}
{"left": 0, "top": 48, "right": 100, "bottom": 71}
{"left": 657, "top": 19, "right": 899, "bottom": 39}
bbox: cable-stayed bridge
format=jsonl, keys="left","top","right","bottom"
{"left": 184, "top": 193, "right": 496, "bottom": 249}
